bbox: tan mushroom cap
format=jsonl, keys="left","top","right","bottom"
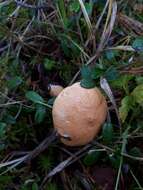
{"left": 52, "top": 82, "right": 107, "bottom": 146}
{"left": 49, "top": 84, "right": 64, "bottom": 97}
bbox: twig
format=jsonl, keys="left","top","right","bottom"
{"left": 14, "top": 0, "right": 49, "bottom": 10}
{"left": 9, "top": 0, "right": 27, "bottom": 18}
{"left": 40, "top": 144, "right": 92, "bottom": 187}
{"left": 24, "top": 131, "right": 58, "bottom": 162}
{"left": 0, "top": 101, "right": 23, "bottom": 107}
{"left": 93, "top": 141, "right": 143, "bottom": 161}
{"left": 16, "top": 15, "right": 35, "bottom": 58}
{"left": 0, "top": 131, "right": 57, "bottom": 173}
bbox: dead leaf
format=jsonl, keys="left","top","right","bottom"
{"left": 91, "top": 166, "right": 116, "bottom": 190}
{"left": 134, "top": 4, "right": 143, "bottom": 14}
{"left": 118, "top": 13, "right": 143, "bottom": 35}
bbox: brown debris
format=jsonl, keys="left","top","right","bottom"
{"left": 91, "top": 166, "right": 116, "bottom": 190}
{"left": 118, "top": 13, "right": 143, "bottom": 35}
{"left": 134, "top": 4, "right": 143, "bottom": 14}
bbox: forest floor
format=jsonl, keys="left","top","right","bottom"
{"left": 0, "top": 0, "right": 143, "bottom": 190}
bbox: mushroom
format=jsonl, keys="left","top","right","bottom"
{"left": 49, "top": 84, "right": 64, "bottom": 97}
{"left": 52, "top": 82, "right": 107, "bottom": 146}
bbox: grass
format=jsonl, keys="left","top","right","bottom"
{"left": 0, "top": 0, "right": 143, "bottom": 189}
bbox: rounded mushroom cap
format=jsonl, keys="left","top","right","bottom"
{"left": 52, "top": 82, "right": 107, "bottom": 146}
{"left": 49, "top": 84, "right": 64, "bottom": 97}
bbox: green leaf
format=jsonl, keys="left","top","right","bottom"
{"left": 110, "top": 75, "right": 134, "bottom": 93}
{"left": 80, "top": 79, "right": 96, "bottom": 89}
{"left": 135, "top": 76, "right": 143, "bottom": 85}
{"left": 105, "top": 50, "right": 115, "bottom": 60}
{"left": 0, "top": 24, "right": 9, "bottom": 38}
{"left": 32, "top": 183, "right": 38, "bottom": 190}
{"left": 60, "top": 38, "right": 71, "bottom": 57}
{"left": 0, "top": 122, "right": 7, "bottom": 139}
{"left": 91, "top": 67, "right": 105, "bottom": 79}
{"left": 102, "top": 123, "right": 113, "bottom": 143}
{"left": 45, "top": 183, "right": 58, "bottom": 190}
{"left": 109, "top": 154, "right": 121, "bottom": 169}
{"left": 105, "top": 67, "right": 119, "bottom": 81}
{"left": 132, "top": 37, "right": 143, "bottom": 51}
{"left": 105, "top": 50, "right": 119, "bottom": 60}
{"left": 58, "top": 0, "right": 68, "bottom": 27}
{"left": 80, "top": 66, "right": 96, "bottom": 88}
{"left": 38, "top": 155, "right": 53, "bottom": 171}
{"left": 7, "top": 76, "right": 22, "bottom": 89}
{"left": 83, "top": 151, "right": 100, "bottom": 166}
{"left": 69, "top": 1, "right": 80, "bottom": 12}
{"left": 131, "top": 84, "right": 143, "bottom": 104}
{"left": 59, "top": 36, "right": 80, "bottom": 58}
{"left": 0, "top": 175, "right": 12, "bottom": 185}
{"left": 81, "top": 65, "right": 92, "bottom": 79}
{"left": 26, "top": 91, "right": 44, "bottom": 104}
{"left": 119, "top": 96, "right": 133, "bottom": 123}
{"left": 35, "top": 105, "right": 46, "bottom": 123}
{"left": 44, "top": 59, "right": 55, "bottom": 70}
{"left": 85, "top": 2, "right": 93, "bottom": 15}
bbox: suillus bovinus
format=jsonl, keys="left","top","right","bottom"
{"left": 52, "top": 82, "right": 107, "bottom": 146}
{"left": 49, "top": 84, "right": 64, "bottom": 97}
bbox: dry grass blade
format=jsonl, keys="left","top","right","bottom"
{"left": 86, "top": 3, "right": 117, "bottom": 63}
{"left": 88, "top": 0, "right": 117, "bottom": 66}
{"left": 106, "top": 45, "right": 135, "bottom": 51}
{"left": 120, "top": 65, "right": 143, "bottom": 75}
{"left": 9, "top": 0, "right": 27, "bottom": 18}
{"left": 0, "top": 156, "right": 26, "bottom": 169}
{"left": 95, "top": 0, "right": 109, "bottom": 30}
{"left": 93, "top": 141, "right": 143, "bottom": 161}
{"left": 100, "top": 77, "right": 121, "bottom": 128}
{"left": 78, "top": 0, "right": 92, "bottom": 34}
{"left": 0, "top": 131, "right": 57, "bottom": 172}
{"left": 62, "top": 34, "right": 90, "bottom": 59}
{"left": 41, "top": 144, "right": 92, "bottom": 185}
{"left": 0, "top": 155, "right": 28, "bottom": 175}
{"left": 69, "top": 1, "right": 117, "bottom": 85}
{"left": 0, "top": 0, "right": 13, "bottom": 7}
{"left": 96, "top": 0, "right": 117, "bottom": 58}
{"left": 118, "top": 13, "right": 143, "bottom": 35}
{"left": 130, "top": 169, "right": 143, "bottom": 189}
{"left": 115, "top": 126, "right": 130, "bottom": 190}
{"left": 103, "top": 0, "right": 113, "bottom": 33}
{"left": 24, "top": 131, "right": 57, "bottom": 162}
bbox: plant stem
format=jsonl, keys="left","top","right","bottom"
{"left": 115, "top": 126, "right": 130, "bottom": 190}
{"left": 130, "top": 169, "right": 143, "bottom": 190}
